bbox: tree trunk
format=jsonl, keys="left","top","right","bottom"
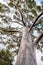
{"left": 15, "top": 27, "right": 37, "bottom": 65}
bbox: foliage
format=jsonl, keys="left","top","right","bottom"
{"left": 0, "top": 49, "right": 14, "bottom": 65}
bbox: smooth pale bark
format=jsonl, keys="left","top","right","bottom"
{"left": 15, "top": 27, "right": 37, "bottom": 65}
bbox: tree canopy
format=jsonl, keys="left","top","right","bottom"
{"left": 0, "top": 0, "right": 43, "bottom": 62}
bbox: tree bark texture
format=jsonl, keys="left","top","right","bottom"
{"left": 15, "top": 27, "right": 37, "bottom": 65}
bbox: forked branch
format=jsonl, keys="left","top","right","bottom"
{"left": 29, "top": 12, "right": 43, "bottom": 32}
{"left": 19, "top": 10, "right": 26, "bottom": 26}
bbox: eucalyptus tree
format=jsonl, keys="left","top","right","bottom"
{"left": 0, "top": 0, "right": 43, "bottom": 65}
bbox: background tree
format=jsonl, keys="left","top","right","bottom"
{"left": 0, "top": 0, "right": 43, "bottom": 65}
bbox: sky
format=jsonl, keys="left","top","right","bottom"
{"left": 35, "top": 0, "right": 43, "bottom": 5}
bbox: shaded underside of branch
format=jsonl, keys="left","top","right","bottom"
{"left": 34, "top": 33, "right": 43, "bottom": 46}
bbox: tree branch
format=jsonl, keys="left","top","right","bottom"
{"left": 34, "top": 33, "right": 43, "bottom": 46}
{"left": 13, "top": 21, "right": 23, "bottom": 26}
{"left": 29, "top": 12, "right": 43, "bottom": 32}
{"left": 19, "top": 10, "right": 26, "bottom": 26}
{"left": 0, "top": 28, "right": 21, "bottom": 33}
{"left": 34, "top": 21, "right": 41, "bottom": 26}
{"left": 30, "top": 33, "right": 37, "bottom": 38}
{"left": 2, "top": 30, "right": 21, "bottom": 33}
{"left": 13, "top": 3, "right": 26, "bottom": 26}
{"left": 0, "top": 41, "right": 6, "bottom": 44}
